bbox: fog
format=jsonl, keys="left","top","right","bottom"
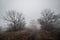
{"left": 0, "top": 0, "right": 60, "bottom": 27}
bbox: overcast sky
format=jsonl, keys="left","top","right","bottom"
{"left": 0, "top": 0, "right": 60, "bottom": 27}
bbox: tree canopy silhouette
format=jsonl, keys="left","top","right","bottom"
{"left": 3, "top": 10, "right": 25, "bottom": 32}
{"left": 38, "top": 9, "right": 60, "bottom": 31}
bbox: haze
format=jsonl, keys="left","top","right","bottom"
{"left": 0, "top": 0, "right": 60, "bottom": 26}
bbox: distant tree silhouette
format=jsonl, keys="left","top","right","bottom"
{"left": 38, "top": 9, "right": 59, "bottom": 32}
{"left": 29, "top": 20, "right": 37, "bottom": 30}
{"left": 3, "top": 10, "right": 25, "bottom": 32}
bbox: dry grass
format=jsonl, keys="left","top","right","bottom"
{"left": 0, "top": 30, "right": 57, "bottom": 40}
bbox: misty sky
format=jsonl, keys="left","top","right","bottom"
{"left": 0, "top": 0, "right": 60, "bottom": 27}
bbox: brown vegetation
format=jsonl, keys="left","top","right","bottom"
{"left": 0, "top": 30, "right": 57, "bottom": 40}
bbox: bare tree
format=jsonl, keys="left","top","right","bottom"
{"left": 38, "top": 9, "right": 59, "bottom": 31}
{"left": 29, "top": 20, "right": 38, "bottom": 30}
{"left": 3, "top": 10, "right": 25, "bottom": 32}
